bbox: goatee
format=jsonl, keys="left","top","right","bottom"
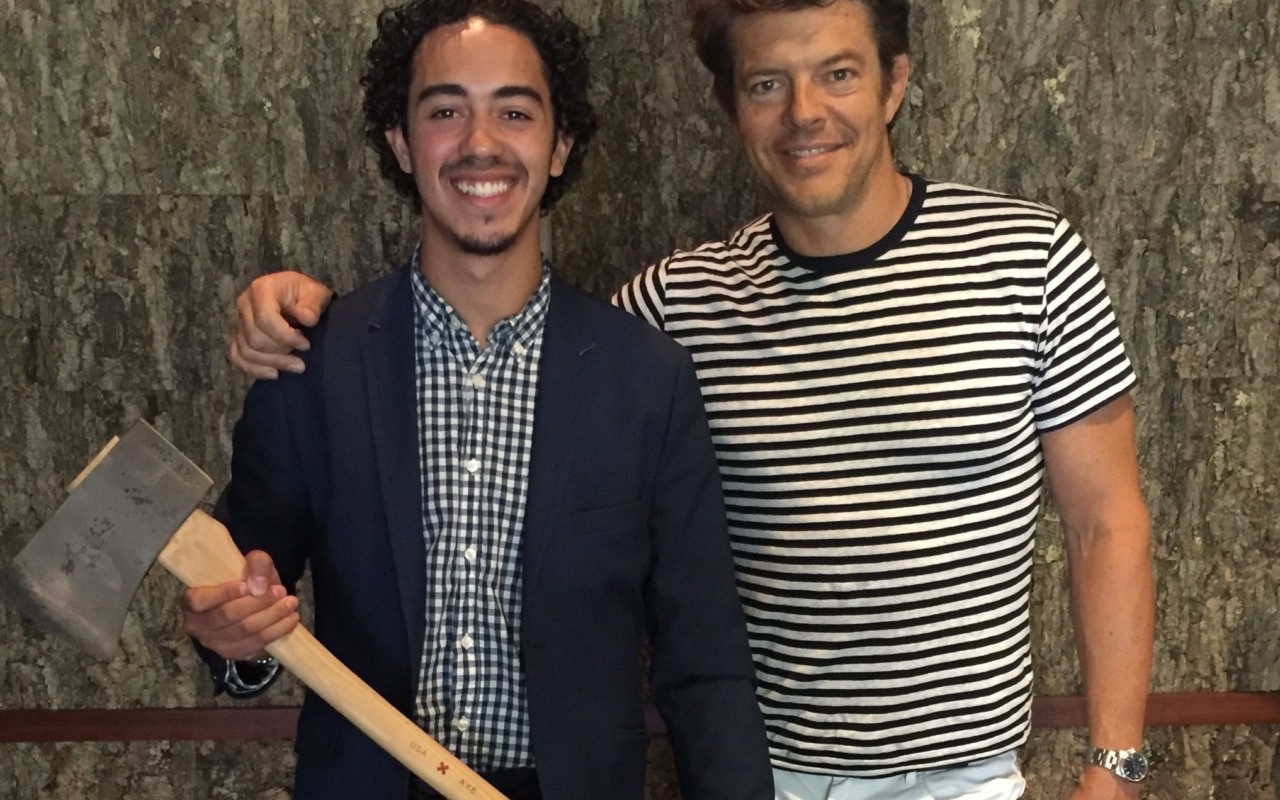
{"left": 453, "top": 231, "right": 519, "bottom": 257}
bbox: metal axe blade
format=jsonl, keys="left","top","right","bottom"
{"left": 0, "top": 420, "right": 211, "bottom": 659}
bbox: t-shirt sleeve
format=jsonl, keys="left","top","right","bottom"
{"left": 611, "top": 259, "right": 668, "bottom": 331}
{"left": 1032, "top": 216, "right": 1137, "bottom": 431}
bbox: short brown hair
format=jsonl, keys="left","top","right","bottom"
{"left": 688, "top": 0, "right": 910, "bottom": 113}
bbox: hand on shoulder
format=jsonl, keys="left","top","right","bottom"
{"left": 229, "top": 271, "right": 334, "bottom": 379}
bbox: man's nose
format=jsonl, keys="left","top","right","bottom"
{"left": 462, "top": 116, "right": 501, "bottom": 157}
{"left": 786, "top": 79, "right": 826, "bottom": 129}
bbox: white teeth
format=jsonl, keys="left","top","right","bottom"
{"left": 793, "top": 147, "right": 833, "bottom": 157}
{"left": 456, "top": 180, "right": 512, "bottom": 198}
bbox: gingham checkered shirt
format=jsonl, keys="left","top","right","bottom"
{"left": 410, "top": 251, "right": 547, "bottom": 770}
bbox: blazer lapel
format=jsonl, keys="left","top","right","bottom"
{"left": 521, "top": 276, "right": 598, "bottom": 598}
{"left": 362, "top": 266, "right": 428, "bottom": 674}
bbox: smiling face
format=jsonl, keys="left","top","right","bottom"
{"left": 730, "top": 0, "right": 908, "bottom": 236}
{"left": 386, "top": 18, "right": 573, "bottom": 258}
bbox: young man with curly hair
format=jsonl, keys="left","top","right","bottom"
{"left": 226, "top": 1, "right": 1154, "bottom": 799}
{"left": 180, "top": 1, "right": 772, "bottom": 798}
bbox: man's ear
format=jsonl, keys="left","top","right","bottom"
{"left": 385, "top": 125, "right": 413, "bottom": 174}
{"left": 549, "top": 131, "right": 574, "bottom": 179}
{"left": 883, "top": 53, "right": 911, "bottom": 125}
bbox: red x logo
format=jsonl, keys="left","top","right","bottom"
{"left": 437, "top": 763, "right": 449, "bottom": 775}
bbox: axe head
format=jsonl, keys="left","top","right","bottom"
{"left": 0, "top": 420, "right": 211, "bottom": 660}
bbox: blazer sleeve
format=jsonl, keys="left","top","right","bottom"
{"left": 643, "top": 354, "right": 774, "bottom": 799}
{"left": 194, "top": 341, "right": 328, "bottom": 691}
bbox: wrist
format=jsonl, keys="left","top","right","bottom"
{"left": 221, "top": 655, "right": 280, "bottom": 697}
{"left": 1080, "top": 765, "right": 1141, "bottom": 797}
{"left": 1086, "top": 744, "right": 1149, "bottom": 785}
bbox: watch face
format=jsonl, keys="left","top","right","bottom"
{"left": 1118, "top": 751, "right": 1150, "bottom": 782}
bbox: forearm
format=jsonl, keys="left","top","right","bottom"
{"left": 1066, "top": 517, "right": 1154, "bottom": 747}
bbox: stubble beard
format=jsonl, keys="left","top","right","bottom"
{"left": 452, "top": 229, "right": 520, "bottom": 257}
{"left": 440, "top": 199, "right": 540, "bottom": 257}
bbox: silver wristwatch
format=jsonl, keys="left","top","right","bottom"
{"left": 1088, "top": 746, "right": 1150, "bottom": 783}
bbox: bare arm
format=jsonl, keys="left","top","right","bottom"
{"left": 229, "top": 271, "right": 334, "bottom": 379}
{"left": 1040, "top": 394, "right": 1153, "bottom": 800}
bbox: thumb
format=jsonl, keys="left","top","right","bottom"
{"left": 286, "top": 277, "right": 334, "bottom": 327}
{"left": 243, "top": 550, "right": 278, "bottom": 597}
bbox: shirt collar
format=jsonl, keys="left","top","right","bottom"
{"left": 409, "top": 245, "right": 552, "bottom": 354}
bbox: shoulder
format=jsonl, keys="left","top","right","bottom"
{"left": 657, "top": 215, "right": 777, "bottom": 276}
{"left": 916, "top": 177, "right": 1063, "bottom": 223}
{"left": 556, "top": 276, "right": 686, "bottom": 356}
{"left": 291, "top": 266, "right": 411, "bottom": 373}
{"left": 322, "top": 267, "right": 410, "bottom": 330}
{"left": 906, "top": 177, "right": 1075, "bottom": 261}
{"left": 552, "top": 277, "right": 700, "bottom": 394}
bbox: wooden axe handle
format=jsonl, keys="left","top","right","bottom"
{"left": 158, "top": 509, "right": 507, "bottom": 800}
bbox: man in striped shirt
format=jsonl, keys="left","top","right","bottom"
{"left": 227, "top": 1, "right": 1154, "bottom": 798}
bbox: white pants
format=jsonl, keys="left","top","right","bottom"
{"left": 773, "top": 751, "right": 1025, "bottom": 800}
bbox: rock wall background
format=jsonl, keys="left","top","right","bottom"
{"left": 2, "top": 0, "right": 1277, "bottom": 797}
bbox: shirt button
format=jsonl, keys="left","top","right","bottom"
{"left": 470, "top": 374, "right": 486, "bottom": 389}
{"left": 463, "top": 546, "right": 477, "bottom": 562}
{"left": 454, "top": 718, "right": 469, "bottom": 732}
{"left": 459, "top": 634, "right": 474, "bottom": 650}
{"left": 464, "top": 458, "right": 480, "bottom": 474}
{"left": 513, "top": 343, "right": 527, "bottom": 357}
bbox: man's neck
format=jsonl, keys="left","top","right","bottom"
{"left": 419, "top": 232, "right": 544, "bottom": 348}
{"left": 772, "top": 169, "right": 913, "bottom": 258}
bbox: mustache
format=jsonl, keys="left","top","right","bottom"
{"left": 444, "top": 155, "right": 521, "bottom": 173}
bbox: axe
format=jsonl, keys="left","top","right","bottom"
{"left": 0, "top": 420, "right": 506, "bottom": 800}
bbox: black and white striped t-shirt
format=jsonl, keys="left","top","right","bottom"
{"left": 614, "top": 176, "right": 1136, "bottom": 776}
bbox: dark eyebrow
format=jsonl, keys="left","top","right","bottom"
{"left": 416, "top": 83, "right": 467, "bottom": 103}
{"left": 821, "top": 51, "right": 867, "bottom": 68}
{"left": 415, "top": 84, "right": 546, "bottom": 105}
{"left": 494, "top": 85, "right": 545, "bottom": 104}
{"left": 742, "top": 50, "right": 867, "bottom": 80}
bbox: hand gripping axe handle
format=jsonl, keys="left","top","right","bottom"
{"left": 0, "top": 420, "right": 506, "bottom": 800}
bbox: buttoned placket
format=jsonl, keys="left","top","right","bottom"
{"left": 448, "top": 319, "right": 521, "bottom": 739}
{"left": 410, "top": 257, "right": 547, "bottom": 768}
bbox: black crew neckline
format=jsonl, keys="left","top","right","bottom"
{"left": 768, "top": 172, "right": 927, "bottom": 273}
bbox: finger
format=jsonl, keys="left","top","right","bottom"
{"left": 218, "top": 597, "right": 300, "bottom": 659}
{"left": 233, "top": 297, "right": 305, "bottom": 373}
{"left": 230, "top": 336, "right": 306, "bottom": 375}
{"left": 184, "top": 591, "right": 299, "bottom": 658}
{"left": 239, "top": 291, "right": 306, "bottom": 355}
{"left": 212, "top": 597, "right": 300, "bottom": 660}
{"left": 286, "top": 277, "right": 335, "bottom": 329}
{"left": 232, "top": 297, "right": 293, "bottom": 373}
{"left": 182, "top": 581, "right": 248, "bottom": 614}
{"left": 249, "top": 275, "right": 313, "bottom": 351}
{"left": 254, "top": 306, "right": 311, "bottom": 353}
{"left": 228, "top": 339, "right": 280, "bottom": 381}
{"left": 249, "top": 610, "right": 302, "bottom": 655}
{"left": 242, "top": 550, "right": 280, "bottom": 597}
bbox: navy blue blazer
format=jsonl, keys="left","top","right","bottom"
{"left": 214, "top": 266, "right": 772, "bottom": 799}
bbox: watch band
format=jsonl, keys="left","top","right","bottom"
{"left": 1088, "top": 746, "right": 1150, "bottom": 783}
{"left": 222, "top": 656, "right": 280, "bottom": 697}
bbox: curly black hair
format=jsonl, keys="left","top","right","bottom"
{"left": 361, "top": 0, "right": 598, "bottom": 212}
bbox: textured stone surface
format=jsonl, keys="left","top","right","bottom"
{"left": 2, "top": 0, "right": 1278, "bottom": 797}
